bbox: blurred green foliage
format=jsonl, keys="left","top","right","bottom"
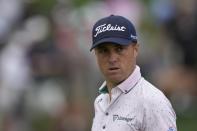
{"left": 177, "top": 115, "right": 197, "bottom": 131}
{"left": 72, "top": 0, "right": 92, "bottom": 7}
{"left": 28, "top": 0, "right": 56, "bottom": 15}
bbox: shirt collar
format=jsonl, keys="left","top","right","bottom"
{"left": 99, "top": 65, "right": 141, "bottom": 94}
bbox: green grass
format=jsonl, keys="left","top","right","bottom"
{"left": 177, "top": 115, "right": 197, "bottom": 131}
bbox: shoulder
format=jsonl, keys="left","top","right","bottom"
{"left": 93, "top": 93, "right": 106, "bottom": 108}
{"left": 94, "top": 94, "right": 104, "bottom": 105}
{"left": 140, "top": 78, "right": 169, "bottom": 103}
{"left": 140, "top": 78, "right": 176, "bottom": 116}
{"left": 139, "top": 79, "right": 177, "bottom": 130}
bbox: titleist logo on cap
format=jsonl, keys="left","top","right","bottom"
{"left": 90, "top": 15, "right": 138, "bottom": 51}
{"left": 94, "top": 24, "right": 126, "bottom": 37}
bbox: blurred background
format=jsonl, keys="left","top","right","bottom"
{"left": 0, "top": 0, "right": 196, "bottom": 131}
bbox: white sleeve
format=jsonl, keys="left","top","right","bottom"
{"left": 142, "top": 96, "right": 177, "bottom": 131}
{"left": 91, "top": 95, "right": 102, "bottom": 131}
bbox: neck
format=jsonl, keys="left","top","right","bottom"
{"left": 106, "top": 81, "right": 120, "bottom": 101}
{"left": 105, "top": 66, "right": 137, "bottom": 101}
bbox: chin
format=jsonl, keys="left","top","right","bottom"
{"left": 108, "top": 76, "right": 125, "bottom": 84}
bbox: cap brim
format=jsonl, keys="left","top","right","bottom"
{"left": 90, "top": 37, "right": 134, "bottom": 51}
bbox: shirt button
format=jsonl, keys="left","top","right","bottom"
{"left": 102, "top": 125, "right": 106, "bottom": 129}
{"left": 105, "top": 112, "right": 109, "bottom": 116}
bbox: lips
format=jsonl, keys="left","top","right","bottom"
{"left": 107, "top": 67, "right": 121, "bottom": 76}
{"left": 109, "top": 67, "right": 120, "bottom": 70}
{"left": 108, "top": 66, "right": 121, "bottom": 73}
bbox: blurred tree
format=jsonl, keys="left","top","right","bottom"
{"left": 72, "top": 0, "right": 92, "bottom": 7}
{"left": 27, "top": 0, "right": 56, "bottom": 15}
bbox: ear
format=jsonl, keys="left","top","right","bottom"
{"left": 133, "top": 43, "right": 139, "bottom": 57}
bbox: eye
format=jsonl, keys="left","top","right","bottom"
{"left": 116, "top": 46, "right": 124, "bottom": 53}
{"left": 97, "top": 47, "right": 108, "bottom": 54}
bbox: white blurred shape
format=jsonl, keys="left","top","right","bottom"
{"left": 35, "top": 80, "right": 66, "bottom": 116}
{"left": 0, "top": 0, "right": 23, "bottom": 41}
{"left": 25, "top": 15, "right": 50, "bottom": 42}
{"left": 0, "top": 15, "right": 49, "bottom": 112}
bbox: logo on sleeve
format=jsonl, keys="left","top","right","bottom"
{"left": 168, "top": 127, "right": 176, "bottom": 131}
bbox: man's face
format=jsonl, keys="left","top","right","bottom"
{"left": 94, "top": 43, "right": 139, "bottom": 86}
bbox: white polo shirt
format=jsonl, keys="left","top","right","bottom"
{"left": 91, "top": 66, "right": 177, "bottom": 131}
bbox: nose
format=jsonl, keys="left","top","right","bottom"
{"left": 108, "top": 51, "right": 118, "bottom": 64}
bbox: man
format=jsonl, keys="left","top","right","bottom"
{"left": 90, "top": 15, "right": 177, "bottom": 131}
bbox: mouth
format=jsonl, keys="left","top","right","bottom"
{"left": 108, "top": 67, "right": 120, "bottom": 71}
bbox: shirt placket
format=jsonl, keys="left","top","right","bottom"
{"left": 100, "top": 88, "right": 123, "bottom": 131}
